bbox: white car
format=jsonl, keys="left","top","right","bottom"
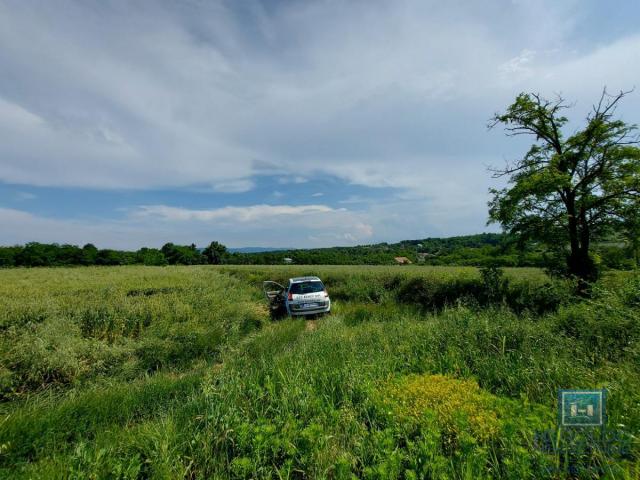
{"left": 263, "top": 276, "right": 331, "bottom": 317}
{"left": 285, "top": 276, "right": 331, "bottom": 316}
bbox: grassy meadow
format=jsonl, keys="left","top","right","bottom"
{"left": 1, "top": 265, "right": 639, "bottom": 479}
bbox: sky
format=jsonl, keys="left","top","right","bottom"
{"left": 1, "top": 0, "right": 639, "bottom": 249}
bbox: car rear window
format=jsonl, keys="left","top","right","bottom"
{"left": 290, "top": 281, "right": 324, "bottom": 294}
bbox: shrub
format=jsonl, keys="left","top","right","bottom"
{"left": 479, "top": 265, "right": 509, "bottom": 302}
{"left": 553, "top": 279, "right": 640, "bottom": 361}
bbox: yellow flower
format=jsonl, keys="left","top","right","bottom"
{"left": 380, "top": 374, "right": 499, "bottom": 441}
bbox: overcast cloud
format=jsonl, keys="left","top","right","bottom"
{"left": 1, "top": 0, "right": 639, "bottom": 248}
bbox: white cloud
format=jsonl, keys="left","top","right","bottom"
{"left": 0, "top": 204, "right": 375, "bottom": 249}
{"left": 499, "top": 49, "right": 537, "bottom": 81}
{"left": 211, "top": 179, "right": 255, "bottom": 193}
{"left": 534, "top": 35, "right": 640, "bottom": 100}
{"left": 0, "top": 96, "right": 44, "bottom": 128}
{"left": 277, "top": 176, "right": 309, "bottom": 185}
{"left": 134, "top": 204, "right": 338, "bottom": 223}
{"left": 0, "top": 207, "right": 138, "bottom": 247}
{"left": 0, "top": 0, "right": 564, "bottom": 192}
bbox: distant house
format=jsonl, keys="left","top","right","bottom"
{"left": 283, "top": 257, "right": 293, "bottom": 264}
{"left": 416, "top": 252, "right": 436, "bottom": 263}
{"left": 394, "top": 256, "right": 412, "bottom": 265}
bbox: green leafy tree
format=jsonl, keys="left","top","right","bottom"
{"left": 95, "top": 249, "right": 125, "bottom": 265}
{"left": 203, "top": 241, "right": 227, "bottom": 265}
{"left": 161, "top": 243, "right": 205, "bottom": 265}
{"left": 488, "top": 89, "right": 640, "bottom": 283}
{"left": 16, "top": 242, "right": 58, "bottom": 266}
{"left": 56, "top": 244, "right": 83, "bottom": 265}
{"left": 81, "top": 244, "right": 98, "bottom": 265}
{"left": 136, "top": 247, "right": 168, "bottom": 266}
{"left": 0, "top": 246, "right": 21, "bottom": 267}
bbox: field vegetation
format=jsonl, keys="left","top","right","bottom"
{"left": 1, "top": 265, "right": 639, "bottom": 479}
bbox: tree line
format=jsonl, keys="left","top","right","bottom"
{"left": 222, "top": 233, "right": 636, "bottom": 269}
{"left": 0, "top": 241, "right": 228, "bottom": 267}
{"left": 1, "top": 234, "right": 636, "bottom": 270}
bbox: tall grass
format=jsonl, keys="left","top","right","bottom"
{"left": 1, "top": 266, "right": 638, "bottom": 478}
{"left": 0, "top": 267, "right": 267, "bottom": 399}
{"left": 220, "top": 264, "right": 572, "bottom": 314}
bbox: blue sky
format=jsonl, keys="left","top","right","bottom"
{"left": 1, "top": 0, "right": 639, "bottom": 249}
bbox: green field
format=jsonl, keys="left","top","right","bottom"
{"left": 1, "top": 266, "right": 639, "bottom": 479}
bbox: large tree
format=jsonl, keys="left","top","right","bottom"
{"left": 203, "top": 241, "right": 228, "bottom": 265}
{"left": 488, "top": 89, "right": 640, "bottom": 282}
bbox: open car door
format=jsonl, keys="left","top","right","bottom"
{"left": 262, "top": 281, "right": 286, "bottom": 311}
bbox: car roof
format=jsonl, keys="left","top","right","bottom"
{"left": 289, "top": 276, "right": 322, "bottom": 283}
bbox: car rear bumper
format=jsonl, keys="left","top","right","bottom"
{"left": 288, "top": 302, "right": 331, "bottom": 316}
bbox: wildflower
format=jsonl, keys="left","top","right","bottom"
{"left": 380, "top": 374, "right": 500, "bottom": 441}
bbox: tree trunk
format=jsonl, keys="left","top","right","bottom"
{"left": 565, "top": 198, "right": 597, "bottom": 288}
{"left": 566, "top": 195, "right": 580, "bottom": 275}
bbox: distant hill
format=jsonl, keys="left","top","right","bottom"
{"left": 226, "top": 233, "right": 548, "bottom": 267}
{"left": 227, "top": 247, "right": 289, "bottom": 254}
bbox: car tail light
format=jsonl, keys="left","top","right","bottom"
{"left": 288, "top": 291, "right": 293, "bottom": 301}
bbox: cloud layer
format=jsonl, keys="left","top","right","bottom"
{"left": 0, "top": 203, "right": 373, "bottom": 249}
{"left": 1, "top": 0, "right": 639, "bottom": 247}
